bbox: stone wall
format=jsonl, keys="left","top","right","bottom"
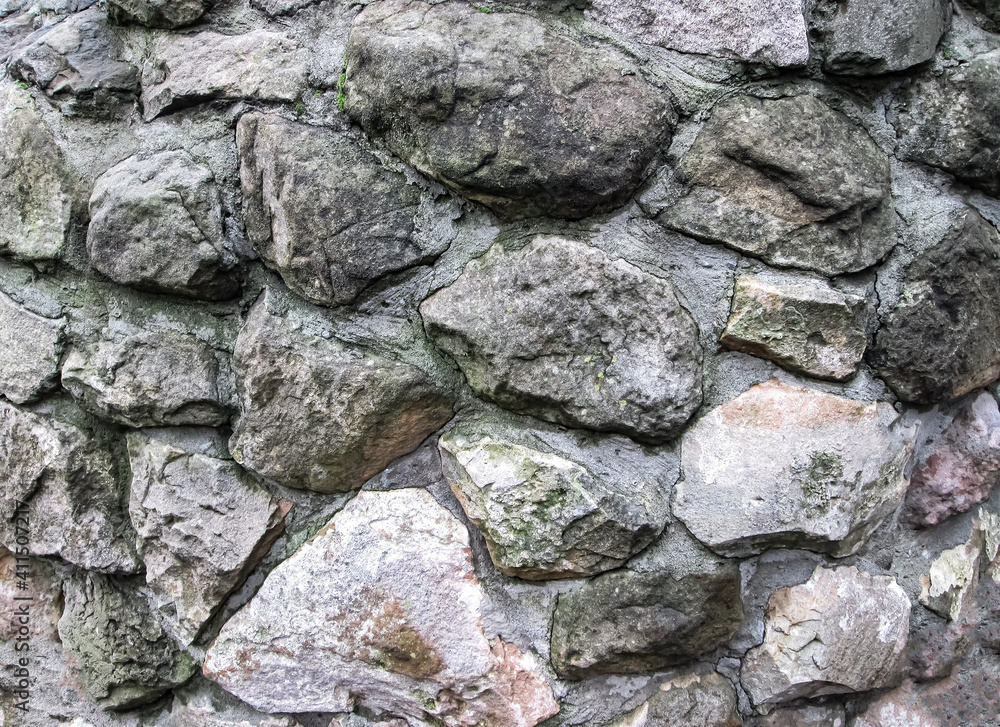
{"left": 1, "top": 0, "right": 999, "bottom": 725}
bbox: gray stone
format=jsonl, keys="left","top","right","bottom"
{"left": 237, "top": 113, "right": 434, "bottom": 308}
{"left": 0, "top": 400, "right": 139, "bottom": 572}
{"left": 127, "top": 429, "right": 289, "bottom": 644}
{"left": 672, "top": 380, "right": 915, "bottom": 558}
{"left": 872, "top": 208, "right": 1000, "bottom": 404}
{"left": 87, "top": 151, "right": 239, "bottom": 300}
{"left": 230, "top": 294, "right": 454, "bottom": 493}
{"left": 740, "top": 566, "right": 910, "bottom": 707}
{"left": 851, "top": 673, "right": 1000, "bottom": 727}
{"left": 0, "top": 289, "right": 64, "bottom": 404}
{"left": 108, "top": 0, "right": 209, "bottom": 29}
{"left": 965, "top": 0, "right": 1000, "bottom": 33}
{"left": 203, "top": 488, "right": 559, "bottom": 726}
{"left": 606, "top": 671, "right": 742, "bottom": 727}
{"left": 721, "top": 273, "right": 869, "bottom": 382}
{"left": 550, "top": 525, "right": 744, "bottom": 679}
{"left": 61, "top": 329, "right": 230, "bottom": 428}
{"left": 753, "top": 704, "right": 846, "bottom": 727}
{"left": 344, "top": 0, "right": 674, "bottom": 219}
{"left": 660, "top": 94, "right": 894, "bottom": 276}
{"left": 141, "top": 30, "right": 310, "bottom": 120}
{"left": 438, "top": 418, "right": 671, "bottom": 580}
{"left": 586, "top": 0, "right": 809, "bottom": 67}
{"left": 58, "top": 571, "right": 197, "bottom": 709}
{"left": 161, "top": 678, "right": 301, "bottom": 726}
{"left": 420, "top": 236, "right": 702, "bottom": 444}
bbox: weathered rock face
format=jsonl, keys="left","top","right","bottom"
{"left": 421, "top": 236, "right": 702, "bottom": 444}
{"left": 344, "top": 0, "right": 674, "bottom": 219}
{"left": 872, "top": 209, "right": 1000, "bottom": 404}
{"left": 87, "top": 151, "right": 239, "bottom": 300}
{"left": 107, "top": 0, "right": 208, "bottom": 29}
{"left": 904, "top": 392, "right": 1000, "bottom": 527}
{"left": 61, "top": 329, "right": 230, "bottom": 428}
{"left": 586, "top": 0, "right": 808, "bottom": 67}
{"left": 741, "top": 566, "right": 911, "bottom": 707}
{"left": 672, "top": 380, "right": 915, "bottom": 557}
{"left": 161, "top": 679, "right": 301, "bottom": 727}
{"left": 0, "top": 549, "right": 62, "bottom": 640}
{"left": 754, "top": 704, "right": 847, "bottom": 727}
{"left": 550, "top": 526, "right": 743, "bottom": 679}
{"left": 141, "top": 31, "right": 310, "bottom": 120}
{"left": 0, "top": 400, "right": 139, "bottom": 573}
{"left": 966, "top": 0, "right": 1000, "bottom": 33}
{"left": 606, "top": 671, "right": 742, "bottom": 727}
{"left": 660, "top": 95, "right": 894, "bottom": 276}
{"left": 721, "top": 274, "right": 870, "bottom": 382}
{"left": 438, "top": 420, "right": 670, "bottom": 580}
{"left": 128, "top": 430, "right": 288, "bottom": 644}
{"left": 203, "top": 488, "right": 559, "bottom": 726}
{"left": 58, "top": 571, "right": 197, "bottom": 709}
{"left": 237, "top": 113, "right": 435, "bottom": 308}
{"left": 918, "top": 510, "right": 999, "bottom": 623}
{"left": 853, "top": 669, "right": 1000, "bottom": 727}
{"left": 230, "top": 295, "right": 454, "bottom": 493}
{"left": 0, "top": 289, "right": 64, "bottom": 404}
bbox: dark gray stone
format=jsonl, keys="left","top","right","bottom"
{"left": 108, "top": 0, "right": 209, "bottom": 29}
{"left": 965, "top": 0, "right": 1000, "bottom": 33}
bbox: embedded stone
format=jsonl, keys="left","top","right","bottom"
{"left": 0, "top": 548, "right": 62, "bottom": 641}
{"left": 660, "top": 94, "right": 894, "bottom": 276}
{"left": 237, "top": 113, "right": 435, "bottom": 307}
{"left": 161, "top": 679, "right": 301, "bottom": 726}
{"left": 0, "top": 289, "right": 64, "bottom": 404}
{"left": 721, "top": 273, "right": 869, "bottom": 381}
{"left": 420, "top": 236, "right": 702, "bottom": 444}
{"left": 853, "top": 670, "right": 1000, "bottom": 727}
{"left": 107, "top": 0, "right": 209, "bottom": 28}
{"left": 606, "top": 671, "right": 742, "bottom": 727}
{"left": 966, "top": 0, "right": 1000, "bottom": 33}
{"left": 230, "top": 294, "right": 454, "bottom": 493}
{"left": 755, "top": 704, "right": 847, "bottom": 727}
{"left": 920, "top": 540, "right": 981, "bottom": 622}
{"left": 741, "top": 566, "right": 910, "bottom": 707}
{"left": 672, "top": 380, "right": 915, "bottom": 557}
{"left": 87, "top": 151, "right": 239, "bottom": 300}
{"left": 872, "top": 209, "right": 1000, "bottom": 404}
{"left": 344, "top": 0, "right": 674, "bottom": 219}
{"left": 203, "top": 488, "right": 558, "bottom": 726}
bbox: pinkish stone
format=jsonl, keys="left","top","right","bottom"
{"left": 854, "top": 669, "right": 1000, "bottom": 727}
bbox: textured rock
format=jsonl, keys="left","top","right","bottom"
{"left": 853, "top": 670, "right": 1000, "bottom": 727}
{"left": 0, "top": 400, "right": 139, "bottom": 572}
{"left": 754, "top": 704, "right": 846, "bottom": 727}
{"left": 607, "top": 671, "right": 742, "bottom": 727}
{"left": 550, "top": 525, "right": 743, "bottom": 679}
{"left": 58, "top": 571, "right": 197, "bottom": 709}
{"left": 108, "top": 0, "right": 209, "bottom": 28}
{"left": 721, "top": 274, "right": 869, "bottom": 382}
{"left": 237, "top": 113, "right": 434, "bottom": 308}
{"left": 87, "top": 151, "right": 239, "bottom": 300}
{"left": 903, "top": 392, "right": 1000, "bottom": 527}
{"left": 61, "top": 329, "right": 230, "bottom": 428}
{"left": 872, "top": 209, "right": 1000, "bottom": 404}
{"left": 161, "top": 679, "right": 301, "bottom": 726}
{"left": 966, "top": 0, "right": 1000, "bottom": 33}
{"left": 741, "top": 566, "right": 910, "bottom": 706}
{"left": 660, "top": 95, "right": 894, "bottom": 276}
{"left": 586, "top": 0, "right": 809, "bottom": 67}
{"left": 141, "top": 31, "right": 310, "bottom": 120}
{"left": 673, "top": 380, "right": 915, "bottom": 557}
{"left": 344, "top": 0, "right": 674, "bottom": 219}
{"left": 0, "top": 289, "right": 64, "bottom": 404}
{"left": 920, "top": 540, "right": 981, "bottom": 622}
{"left": 0, "top": 549, "right": 62, "bottom": 640}
{"left": 230, "top": 295, "right": 454, "bottom": 493}
{"left": 203, "top": 488, "right": 558, "bottom": 726}
{"left": 127, "top": 430, "right": 288, "bottom": 644}
{"left": 421, "top": 236, "right": 702, "bottom": 444}
{"left": 438, "top": 419, "right": 670, "bottom": 580}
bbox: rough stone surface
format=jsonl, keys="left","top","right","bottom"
{"left": 230, "top": 294, "right": 454, "bottom": 493}
{"left": 203, "top": 488, "right": 559, "bottom": 726}
{"left": 920, "top": 539, "right": 981, "bottom": 622}
{"left": 550, "top": 525, "right": 744, "bottom": 679}
{"left": 853, "top": 668, "right": 1000, "bottom": 727}
{"left": 127, "top": 429, "right": 288, "bottom": 644}
{"left": 141, "top": 30, "right": 310, "bottom": 120}
{"left": 0, "top": 289, "right": 64, "bottom": 404}
{"left": 673, "top": 380, "right": 915, "bottom": 557}
{"left": 741, "top": 566, "right": 911, "bottom": 707}
{"left": 0, "top": 548, "right": 62, "bottom": 640}
{"left": 161, "top": 679, "right": 301, "bottom": 726}
{"left": 660, "top": 94, "right": 894, "bottom": 276}
{"left": 586, "top": 0, "right": 808, "bottom": 67}
{"left": 966, "top": 0, "right": 1000, "bottom": 33}
{"left": 438, "top": 419, "right": 670, "bottom": 580}
{"left": 606, "top": 671, "right": 742, "bottom": 727}
{"left": 753, "top": 704, "right": 846, "bottom": 727}
{"left": 87, "top": 151, "right": 239, "bottom": 300}
{"left": 421, "top": 236, "right": 702, "bottom": 444}
{"left": 721, "top": 273, "right": 870, "bottom": 382}
{"left": 108, "top": 0, "right": 208, "bottom": 28}
{"left": 61, "top": 329, "right": 230, "bottom": 428}
{"left": 344, "top": 0, "right": 674, "bottom": 219}
{"left": 237, "top": 113, "right": 435, "bottom": 307}
{"left": 872, "top": 208, "right": 1000, "bottom": 404}
{"left": 0, "top": 400, "right": 139, "bottom": 573}
{"left": 904, "top": 392, "right": 1000, "bottom": 527}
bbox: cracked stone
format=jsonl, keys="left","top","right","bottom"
{"left": 0, "top": 289, "right": 64, "bottom": 404}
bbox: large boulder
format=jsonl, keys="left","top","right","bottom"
{"left": 672, "top": 380, "right": 915, "bottom": 557}
{"left": 203, "top": 488, "right": 559, "bottom": 726}
{"left": 659, "top": 94, "right": 894, "bottom": 276}
{"left": 107, "top": 0, "right": 209, "bottom": 28}
{"left": 344, "top": 0, "right": 674, "bottom": 219}
{"left": 420, "top": 236, "right": 702, "bottom": 444}
{"left": 0, "top": 289, "right": 64, "bottom": 404}
{"left": 237, "top": 113, "right": 438, "bottom": 307}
